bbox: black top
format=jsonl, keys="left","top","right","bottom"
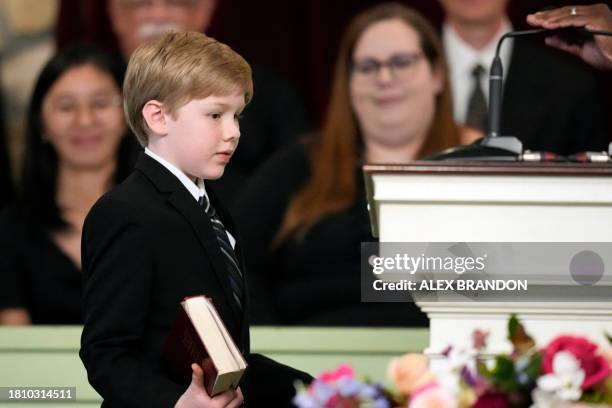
{"left": 208, "top": 64, "right": 310, "bottom": 210}
{"left": 0, "top": 205, "right": 82, "bottom": 324}
{"left": 235, "top": 143, "right": 428, "bottom": 327}
{"left": 0, "top": 94, "right": 14, "bottom": 209}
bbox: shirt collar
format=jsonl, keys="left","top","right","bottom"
{"left": 144, "top": 147, "right": 207, "bottom": 202}
{"left": 443, "top": 18, "right": 513, "bottom": 79}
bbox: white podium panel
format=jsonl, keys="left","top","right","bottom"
{"left": 364, "top": 162, "right": 612, "bottom": 355}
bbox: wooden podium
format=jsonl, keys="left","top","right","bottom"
{"left": 364, "top": 161, "right": 612, "bottom": 358}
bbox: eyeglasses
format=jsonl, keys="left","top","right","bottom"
{"left": 351, "top": 52, "right": 424, "bottom": 82}
{"left": 45, "top": 95, "right": 123, "bottom": 118}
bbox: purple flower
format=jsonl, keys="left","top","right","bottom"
{"left": 292, "top": 392, "right": 320, "bottom": 408}
{"left": 336, "top": 377, "right": 362, "bottom": 397}
{"left": 310, "top": 380, "right": 336, "bottom": 403}
{"left": 460, "top": 365, "right": 479, "bottom": 386}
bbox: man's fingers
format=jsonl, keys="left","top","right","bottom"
{"left": 527, "top": 5, "right": 606, "bottom": 29}
{"left": 545, "top": 36, "right": 582, "bottom": 57}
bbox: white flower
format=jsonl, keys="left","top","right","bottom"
{"left": 435, "top": 369, "right": 461, "bottom": 396}
{"left": 447, "top": 346, "right": 478, "bottom": 372}
{"left": 530, "top": 387, "right": 563, "bottom": 408}
{"left": 535, "top": 351, "right": 584, "bottom": 403}
{"left": 432, "top": 346, "right": 478, "bottom": 396}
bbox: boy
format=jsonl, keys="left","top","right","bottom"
{"left": 80, "top": 31, "right": 311, "bottom": 407}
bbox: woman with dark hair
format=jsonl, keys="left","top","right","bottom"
{"left": 236, "top": 3, "right": 467, "bottom": 327}
{"left": 0, "top": 45, "right": 137, "bottom": 325}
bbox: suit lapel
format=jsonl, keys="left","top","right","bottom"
{"left": 135, "top": 153, "right": 243, "bottom": 326}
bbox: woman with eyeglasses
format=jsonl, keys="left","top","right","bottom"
{"left": 235, "top": 3, "right": 470, "bottom": 327}
{"left": 0, "top": 46, "right": 137, "bottom": 325}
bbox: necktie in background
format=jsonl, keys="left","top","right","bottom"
{"left": 199, "top": 194, "right": 244, "bottom": 310}
{"left": 465, "top": 64, "right": 488, "bottom": 132}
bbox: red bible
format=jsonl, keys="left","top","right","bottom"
{"left": 162, "top": 296, "right": 247, "bottom": 395}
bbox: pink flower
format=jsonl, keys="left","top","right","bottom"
{"left": 541, "top": 336, "right": 611, "bottom": 389}
{"left": 472, "top": 329, "right": 489, "bottom": 351}
{"left": 409, "top": 386, "right": 456, "bottom": 408}
{"left": 319, "top": 364, "right": 355, "bottom": 383}
{"left": 599, "top": 347, "right": 612, "bottom": 366}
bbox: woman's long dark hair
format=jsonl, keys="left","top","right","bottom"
{"left": 19, "top": 45, "right": 137, "bottom": 229}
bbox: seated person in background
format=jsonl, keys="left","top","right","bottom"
{"left": 440, "top": 0, "right": 609, "bottom": 154}
{"left": 235, "top": 3, "right": 463, "bottom": 327}
{"left": 0, "top": 46, "right": 136, "bottom": 325}
{"left": 0, "top": 93, "right": 14, "bottom": 209}
{"left": 105, "top": 0, "right": 310, "bottom": 208}
{"left": 527, "top": 3, "right": 612, "bottom": 70}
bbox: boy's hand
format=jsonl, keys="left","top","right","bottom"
{"left": 175, "top": 363, "right": 243, "bottom": 408}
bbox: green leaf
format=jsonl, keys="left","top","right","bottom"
{"left": 508, "top": 314, "right": 519, "bottom": 338}
{"left": 523, "top": 353, "right": 542, "bottom": 382}
{"left": 508, "top": 314, "right": 535, "bottom": 355}
{"left": 483, "top": 355, "right": 521, "bottom": 393}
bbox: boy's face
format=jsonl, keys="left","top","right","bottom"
{"left": 162, "top": 91, "right": 245, "bottom": 181}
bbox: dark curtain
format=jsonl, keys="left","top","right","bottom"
{"left": 56, "top": 0, "right": 612, "bottom": 134}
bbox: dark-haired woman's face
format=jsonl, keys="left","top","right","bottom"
{"left": 41, "top": 64, "right": 125, "bottom": 170}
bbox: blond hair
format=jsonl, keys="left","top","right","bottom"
{"left": 124, "top": 31, "right": 253, "bottom": 146}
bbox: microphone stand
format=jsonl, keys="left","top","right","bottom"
{"left": 430, "top": 27, "right": 612, "bottom": 162}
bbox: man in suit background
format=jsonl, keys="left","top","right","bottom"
{"left": 80, "top": 31, "right": 310, "bottom": 408}
{"left": 440, "top": 0, "right": 609, "bottom": 155}
{"left": 106, "top": 0, "right": 310, "bottom": 210}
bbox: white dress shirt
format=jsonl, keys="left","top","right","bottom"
{"left": 443, "top": 20, "right": 514, "bottom": 124}
{"left": 144, "top": 147, "right": 236, "bottom": 248}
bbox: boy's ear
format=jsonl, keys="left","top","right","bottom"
{"left": 142, "top": 100, "right": 167, "bottom": 136}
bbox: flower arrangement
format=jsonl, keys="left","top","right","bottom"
{"left": 292, "top": 363, "right": 396, "bottom": 408}
{"left": 293, "top": 315, "right": 612, "bottom": 407}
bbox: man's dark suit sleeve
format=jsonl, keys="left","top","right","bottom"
{"left": 80, "top": 197, "right": 184, "bottom": 408}
{"left": 244, "top": 353, "right": 312, "bottom": 407}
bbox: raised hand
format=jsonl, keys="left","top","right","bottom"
{"left": 527, "top": 3, "right": 612, "bottom": 70}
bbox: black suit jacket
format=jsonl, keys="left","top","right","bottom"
{"left": 501, "top": 40, "right": 609, "bottom": 155}
{"left": 80, "top": 153, "right": 310, "bottom": 407}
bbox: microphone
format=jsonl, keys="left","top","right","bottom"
{"left": 481, "top": 28, "right": 548, "bottom": 155}
{"left": 429, "top": 26, "right": 612, "bottom": 162}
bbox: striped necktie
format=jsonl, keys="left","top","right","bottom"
{"left": 198, "top": 194, "right": 243, "bottom": 310}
